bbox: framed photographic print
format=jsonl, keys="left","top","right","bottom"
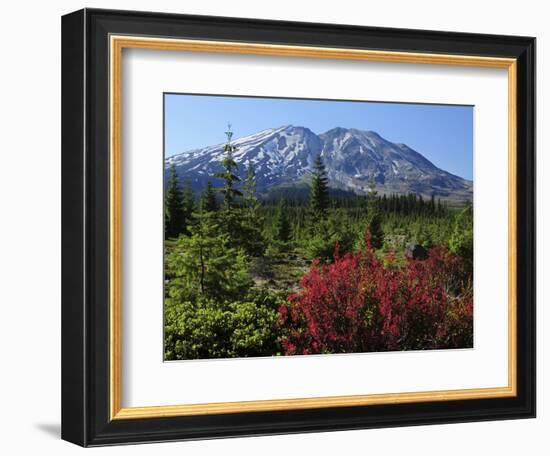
{"left": 61, "top": 8, "right": 536, "bottom": 447}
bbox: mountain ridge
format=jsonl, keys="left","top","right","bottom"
{"left": 165, "top": 125, "right": 473, "bottom": 201}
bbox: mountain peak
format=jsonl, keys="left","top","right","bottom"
{"left": 166, "top": 126, "right": 472, "bottom": 201}
{"left": 322, "top": 126, "right": 349, "bottom": 135}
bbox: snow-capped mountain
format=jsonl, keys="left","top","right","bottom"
{"left": 165, "top": 125, "right": 473, "bottom": 201}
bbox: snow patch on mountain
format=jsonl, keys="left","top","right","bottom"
{"left": 165, "top": 125, "right": 472, "bottom": 201}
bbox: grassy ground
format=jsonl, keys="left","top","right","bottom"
{"left": 249, "top": 248, "right": 310, "bottom": 293}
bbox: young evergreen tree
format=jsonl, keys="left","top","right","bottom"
{"left": 181, "top": 181, "right": 195, "bottom": 235}
{"left": 309, "top": 154, "right": 330, "bottom": 219}
{"left": 429, "top": 194, "right": 436, "bottom": 214}
{"left": 418, "top": 194, "right": 425, "bottom": 213}
{"left": 367, "top": 175, "right": 378, "bottom": 200}
{"left": 240, "top": 163, "right": 265, "bottom": 255}
{"left": 381, "top": 194, "right": 388, "bottom": 212}
{"left": 275, "top": 199, "right": 292, "bottom": 243}
{"left": 214, "top": 124, "right": 246, "bottom": 245}
{"left": 449, "top": 203, "right": 473, "bottom": 271}
{"left": 165, "top": 164, "right": 185, "bottom": 239}
{"left": 367, "top": 212, "right": 384, "bottom": 250}
{"left": 366, "top": 174, "right": 384, "bottom": 249}
{"left": 200, "top": 181, "right": 218, "bottom": 213}
{"left": 243, "top": 163, "right": 259, "bottom": 209}
{"left": 167, "top": 214, "right": 250, "bottom": 300}
{"left": 215, "top": 124, "right": 242, "bottom": 210}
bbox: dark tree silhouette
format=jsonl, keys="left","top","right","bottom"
{"left": 309, "top": 154, "right": 330, "bottom": 219}
{"left": 200, "top": 181, "right": 218, "bottom": 213}
{"left": 275, "top": 200, "right": 292, "bottom": 243}
{"left": 165, "top": 163, "right": 185, "bottom": 238}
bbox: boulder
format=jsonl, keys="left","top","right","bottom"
{"left": 406, "top": 243, "right": 428, "bottom": 261}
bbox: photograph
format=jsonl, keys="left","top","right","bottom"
{"left": 163, "top": 94, "right": 474, "bottom": 360}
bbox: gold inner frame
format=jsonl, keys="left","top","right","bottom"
{"left": 109, "top": 35, "right": 518, "bottom": 420}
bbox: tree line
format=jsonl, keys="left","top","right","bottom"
{"left": 164, "top": 124, "right": 354, "bottom": 254}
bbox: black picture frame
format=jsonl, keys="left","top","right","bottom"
{"left": 62, "top": 7, "right": 536, "bottom": 447}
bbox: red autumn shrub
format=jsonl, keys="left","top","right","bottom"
{"left": 278, "top": 232, "right": 473, "bottom": 355}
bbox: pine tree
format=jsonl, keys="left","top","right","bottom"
{"left": 367, "top": 210, "right": 384, "bottom": 250}
{"left": 366, "top": 174, "right": 383, "bottom": 249}
{"left": 437, "top": 198, "right": 443, "bottom": 215}
{"left": 243, "top": 163, "right": 259, "bottom": 209}
{"left": 367, "top": 175, "right": 378, "bottom": 201}
{"left": 167, "top": 213, "right": 250, "bottom": 300}
{"left": 212, "top": 124, "right": 245, "bottom": 248}
{"left": 240, "top": 163, "right": 265, "bottom": 255}
{"left": 201, "top": 181, "right": 218, "bottom": 213}
{"left": 429, "top": 194, "right": 436, "bottom": 214}
{"left": 418, "top": 194, "right": 425, "bottom": 213}
{"left": 449, "top": 203, "right": 473, "bottom": 271}
{"left": 275, "top": 199, "right": 292, "bottom": 243}
{"left": 181, "top": 181, "right": 195, "bottom": 235}
{"left": 215, "top": 124, "right": 242, "bottom": 210}
{"left": 381, "top": 194, "right": 388, "bottom": 212}
{"left": 165, "top": 164, "right": 185, "bottom": 238}
{"left": 309, "top": 154, "right": 329, "bottom": 219}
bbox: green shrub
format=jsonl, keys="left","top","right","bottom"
{"left": 166, "top": 219, "right": 252, "bottom": 301}
{"left": 305, "top": 217, "right": 357, "bottom": 262}
{"left": 164, "top": 290, "right": 284, "bottom": 360}
{"left": 448, "top": 204, "right": 473, "bottom": 269}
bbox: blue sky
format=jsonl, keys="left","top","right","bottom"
{"left": 164, "top": 94, "right": 473, "bottom": 180}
